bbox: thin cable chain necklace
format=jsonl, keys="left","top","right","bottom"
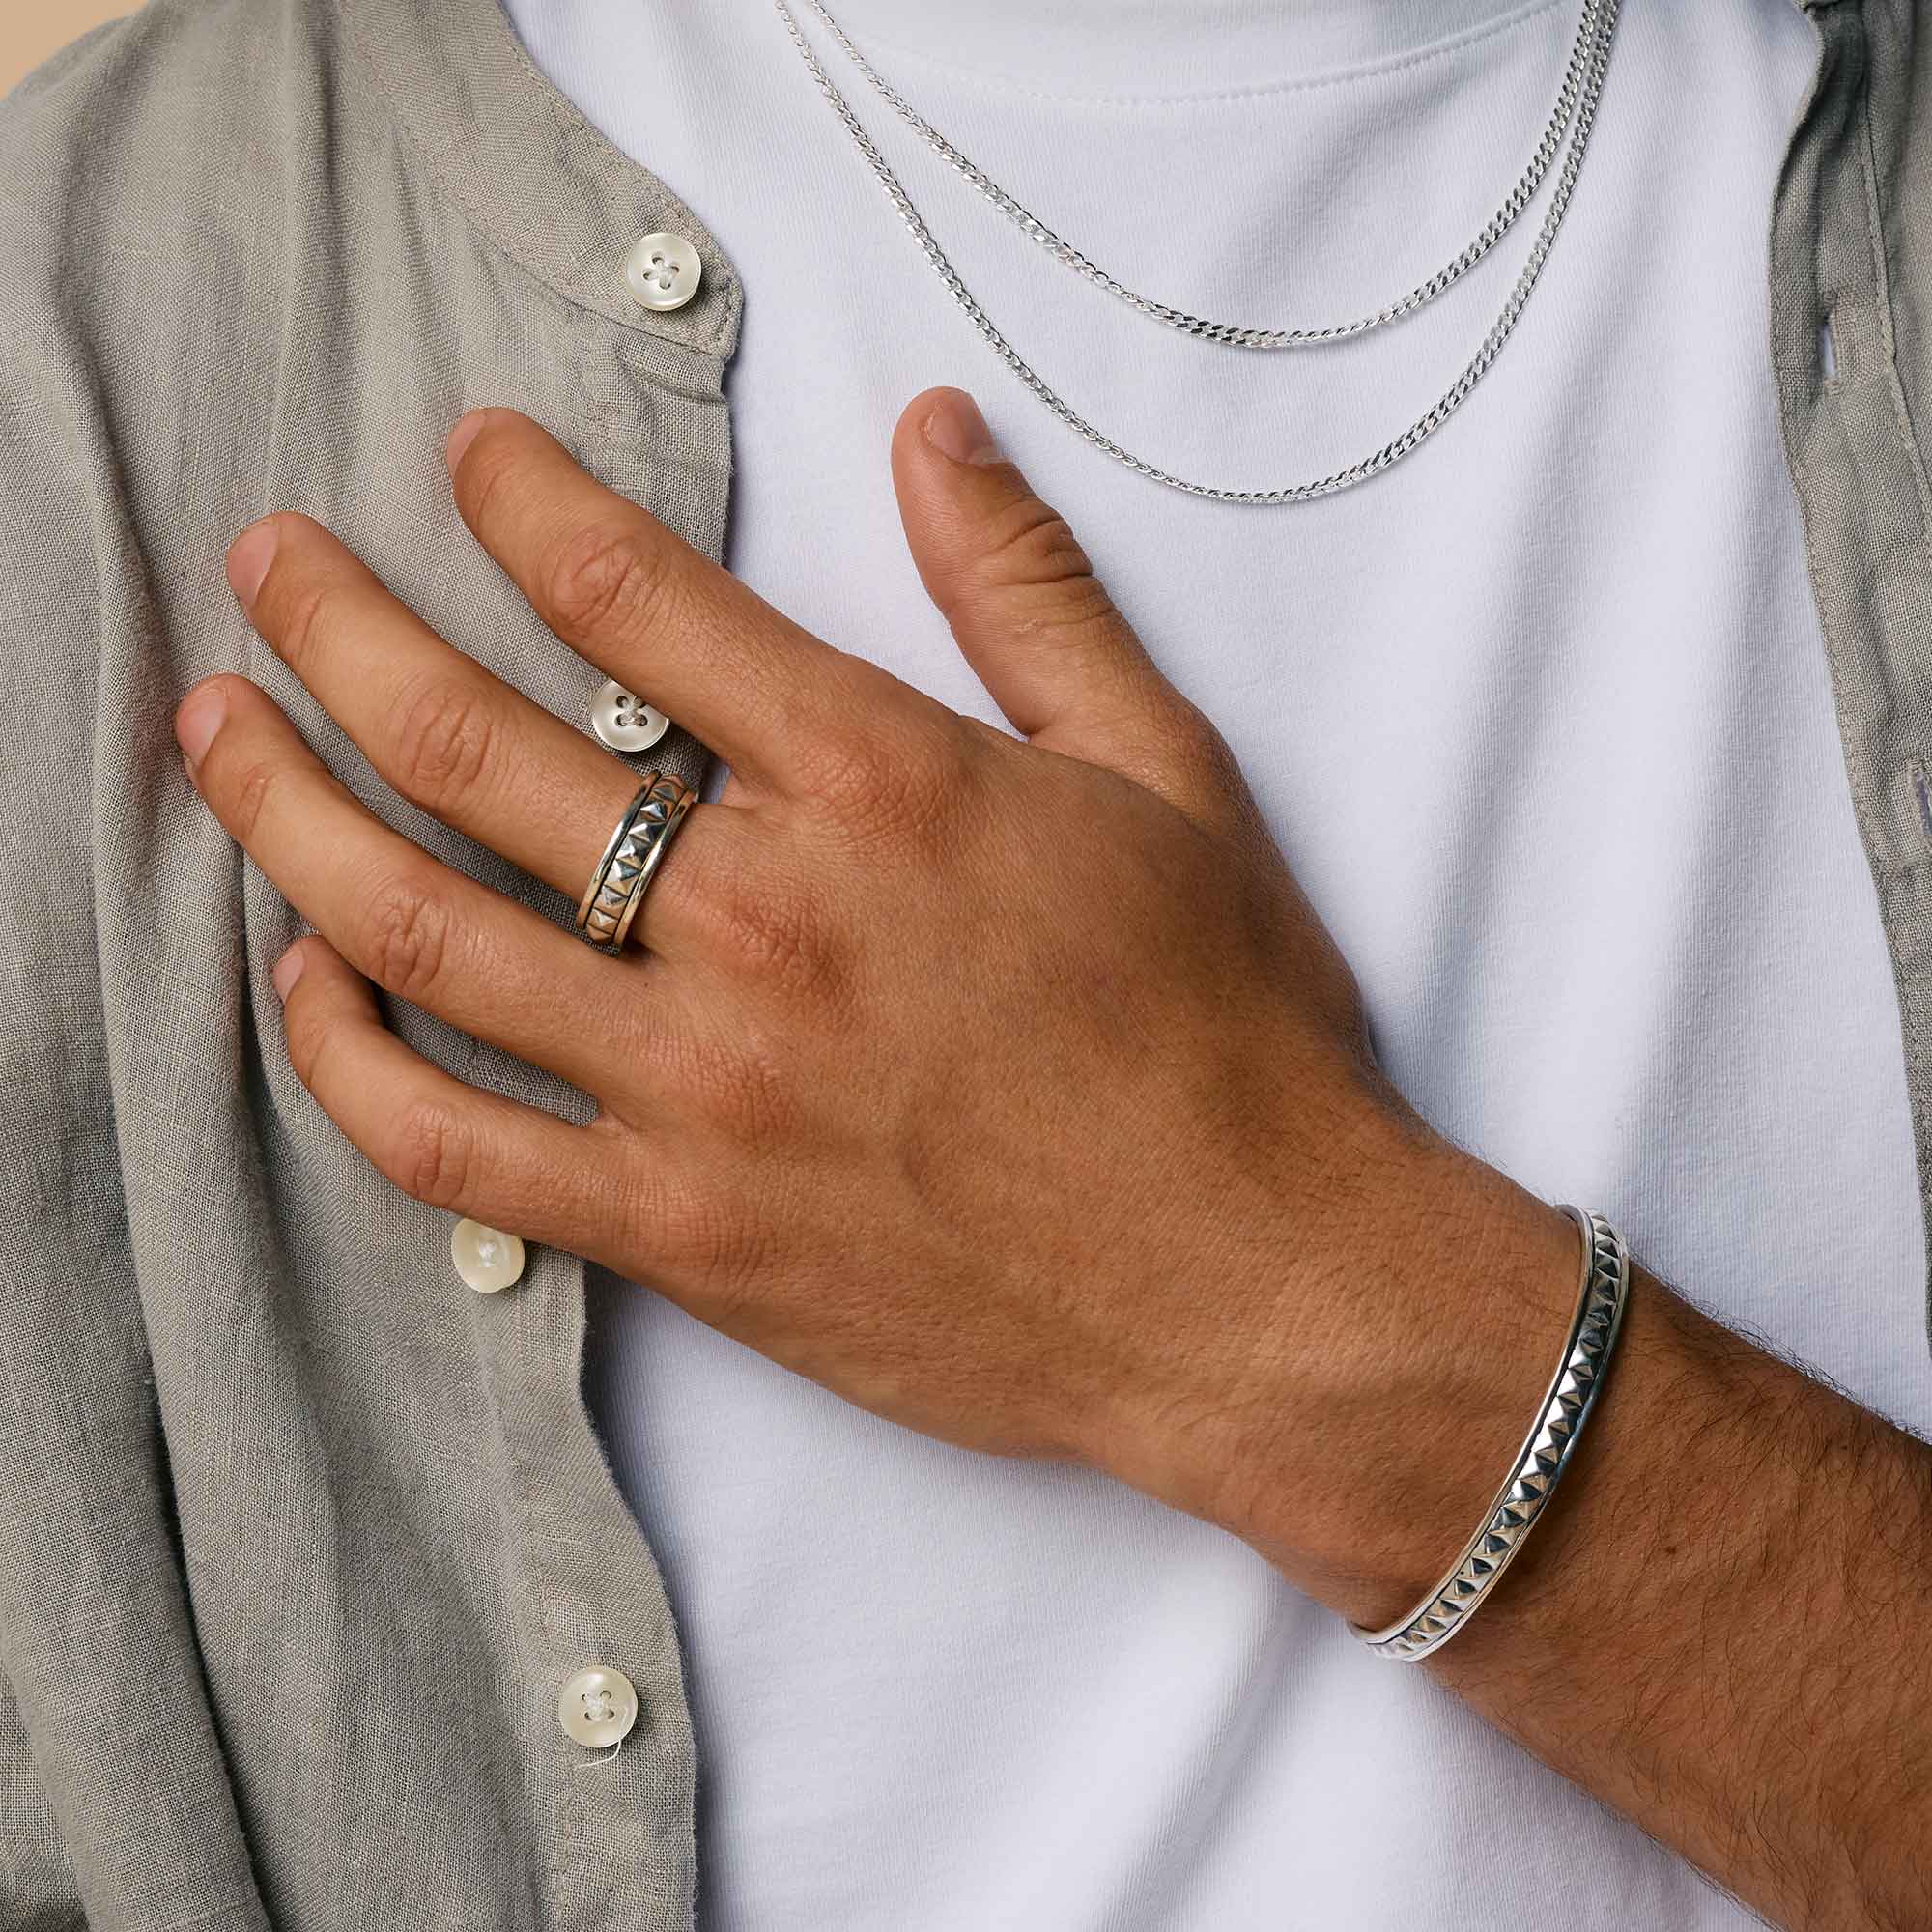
{"left": 797, "top": 0, "right": 1612, "bottom": 348}
{"left": 772, "top": 0, "right": 1622, "bottom": 504}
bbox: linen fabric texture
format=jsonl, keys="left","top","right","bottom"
{"left": 0, "top": 0, "right": 731, "bottom": 1922}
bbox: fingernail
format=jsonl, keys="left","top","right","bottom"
{"left": 174, "top": 678, "right": 228, "bottom": 772}
{"left": 445, "top": 410, "right": 487, "bottom": 472}
{"left": 923, "top": 388, "right": 1001, "bottom": 466}
{"left": 271, "top": 941, "right": 306, "bottom": 1002}
{"left": 226, "top": 521, "right": 278, "bottom": 611}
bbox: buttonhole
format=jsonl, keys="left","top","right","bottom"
{"left": 1820, "top": 310, "right": 1840, "bottom": 386}
{"left": 1912, "top": 761, "right": 1932, "bottom": 844}
{"left": 1906, "top": 759, "right": 1932, "bottom": 842}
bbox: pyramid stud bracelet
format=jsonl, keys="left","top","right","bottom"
{"left": 1350, "top": 1205, "right": 1631, "bottom": 1661}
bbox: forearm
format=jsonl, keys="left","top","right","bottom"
{"left": 1430, "top": 1263, "right": 1932, "bottom": 1929}
{"left": 1227, "top": 1159, "right": 1932, "bottom": 1930}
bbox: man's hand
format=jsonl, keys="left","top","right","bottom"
{"left": 174, "top": 389, "right": 1568, "bottom": 1582}
{"left": 174, "top": 389, "right": 1932, "bottom": 1932}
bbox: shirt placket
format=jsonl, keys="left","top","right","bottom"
{"left": 1768, "top": 0, "right": 1932, "bottom": 1354}
{"left": 455, "top": 233, "right": 733, "bottom": 1927}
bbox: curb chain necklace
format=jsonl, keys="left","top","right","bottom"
{"left": 796, "top": 0, "right": 1611, "bottom": 349}
{"left": 773, "top": 0, "right": 1623, "bottom": 504}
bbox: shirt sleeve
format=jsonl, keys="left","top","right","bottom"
{"left": 0, "top": 25, "right": 274, "bottom": 1927}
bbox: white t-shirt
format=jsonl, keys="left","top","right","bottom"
{"left": 499, "top": 0, "right": 1929, "bottom": 1923}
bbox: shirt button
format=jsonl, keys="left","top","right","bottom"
{"left": 558, "top": 1666, "right": 639, "bottom": 1748}
{"left": 450, "top": 1217, "right": 526, "bottom": 1294}
{"left": 589, "top": 677, "right": 670, "bottom": 753}
{"left": 622, "top": 232, "right": 701, "bottom": 312}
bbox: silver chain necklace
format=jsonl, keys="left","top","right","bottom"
{"left": 772, "top": 0, "right": 1622, "bottom": 504}
{"left": 795, "top": 0, "right": 1612, "bottom": 350}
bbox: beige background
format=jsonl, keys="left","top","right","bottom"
{"left": 2, "top": 0, "right": 138, "bottom": 97}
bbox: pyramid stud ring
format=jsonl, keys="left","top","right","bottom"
{"left": 574, "top": 771, "right": 696, "bottom": 954}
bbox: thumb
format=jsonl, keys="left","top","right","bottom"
{"left": 890, "top": 385, "right": 1234, "bottom": 814}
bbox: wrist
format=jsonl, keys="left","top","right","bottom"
{"left": 1191, "top": 1119, "right": 1588, "bottom": 1630}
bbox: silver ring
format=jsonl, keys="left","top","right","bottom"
{"left": 574, "top": 772, "right": 696, "bottom": 953}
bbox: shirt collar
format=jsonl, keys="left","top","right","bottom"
{"left": 333, "top": 0, "right": 743, "bottom": 358}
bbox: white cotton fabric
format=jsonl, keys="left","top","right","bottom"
{"left": 499, "top": 0, "right": 1927, "bottom": 1923}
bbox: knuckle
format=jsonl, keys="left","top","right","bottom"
{"left": 390, "top": 673, "right": 500, "bottom": 816}
{"left": 381, "top": 1095, "right": 475, "bottom": 1209}
{"left": 802, "top": 717, "right": 958, "bottom": 843}
{"left": 692, "top": 1032, "right": 797, "bottom": 1151}
{"left": 655, "top": 1173, "right": 775, "bottom": 1306}
{"left": 1171, "top": 695, "right": 1238, "bottom": 778}
{"left": 359, "top": 871, "right": 457, "bottom": 1006}
{"left": 273, "top": 575, "right": 341, "bottom": 680}
{"left": 454, "top": 423, "right": 527, "bottom": 530}
{"left": 542, "top": 519, "right": 675, "bottom": 644}
{"left": 974, "top": 496, "right": 1114, "bottom": 628}
{"left": 706, "top": 867, "right": 840, "bottom": 997}
{"left": 608, "top": 992, "right": 798, "bottom": 1155}
{"left": 1167, "top": 696, "right": 1264, "bottom": 824}
{"left": 279, "top": 978, "right": 332, "bottom": 1092}
{"left": 225, "top": 748, "right": 287, "bottom": 845}
{"left": 797, "top": 732, "right": 888, "bottom": 817}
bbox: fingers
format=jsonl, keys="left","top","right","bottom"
{"left": 444, "top": 408, "right": 940, "bottom": 797}
{"left": 177, "top": 669, "right": 691, "bottom": 1116}
{"left": 226, "top": 508, "right": 744, "bottom": 963}
{"left": 273, "top": 931, "right": 656, "bottom": 1254}
{"left": 890, "top": 386, "right": 1253, "bottom": 832}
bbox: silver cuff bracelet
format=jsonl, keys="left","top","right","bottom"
{"left": 1349, "top": 1205, "right": 1632, "bottom": 1662}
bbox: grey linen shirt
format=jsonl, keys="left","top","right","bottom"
{"left": 0, "top": 0, "right": 1926, "bottom": 1925}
